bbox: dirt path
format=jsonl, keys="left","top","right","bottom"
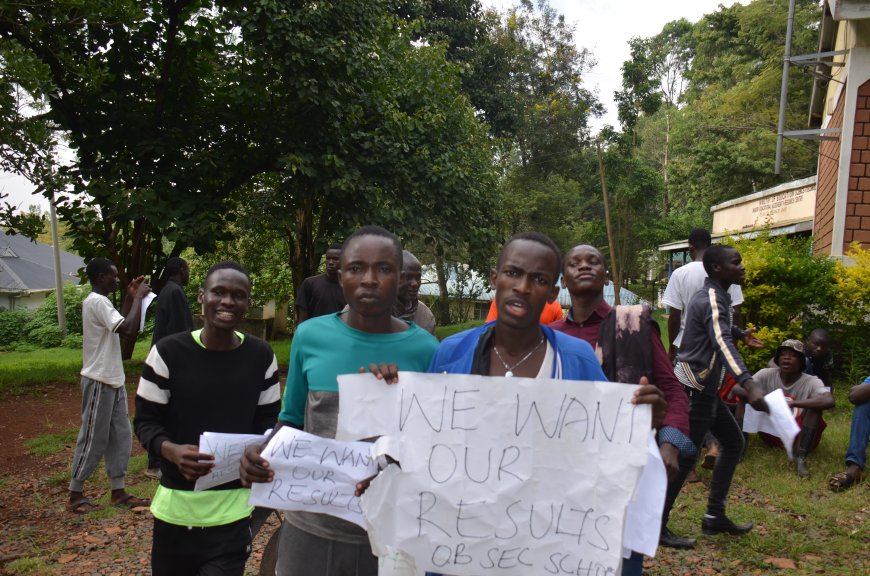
{"left": 0, "top": 383, "right": 278, "bottom": 576}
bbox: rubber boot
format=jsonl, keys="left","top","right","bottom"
{"left": 795, "top": 426, "right": 815, "bottom": 478}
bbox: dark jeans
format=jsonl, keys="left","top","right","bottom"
{"left": 662, "top": 387, "right": 744, "bottom": 526}
{"left": 152, "top": 516, "right": 252, "bottom": 576}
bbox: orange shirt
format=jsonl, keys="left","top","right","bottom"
{"left": 485, "top": 298, "right": 564, "bottom": 325}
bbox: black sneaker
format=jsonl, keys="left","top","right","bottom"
{"left": 701, "top": 514, "right": 753, "bottom": 536}
{"left": 659, "top": 527, "right": 696, "bottom": 549}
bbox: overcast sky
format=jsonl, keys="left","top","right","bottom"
{"left": 2, "top": 0, "right": 739, "bottom": 212}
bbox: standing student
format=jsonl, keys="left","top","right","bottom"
{"left": 661, "top": 245, "right": 767, "bottom": 548}
{"left": 295, "top": 243, "right": 345, "bottom": 325}
{"left": 135, "top": 261, "right": 280, "bottom": 575}
{"left": 68, "top": 258, "right": 151, "bottom": 514}
{"left": 146, "top": 256, "right": 195, "bottom": 479}
{"left": 241, "top": 226, "right": 439, "bottom": 576}
{"left": 425, "top": 233, "right": 663, "bottom": 576}
{"left": 662, "top": 228, "right": 743, "bottom": 361}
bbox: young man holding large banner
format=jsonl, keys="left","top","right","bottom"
{"left": 241, "top": 226, "right": 439, "bottom": 576}
{"left": 134, "top": 261, "right": 281, "bottom": 575}
{"left": 423, "top": 233, "right": 666, "bottom": 576}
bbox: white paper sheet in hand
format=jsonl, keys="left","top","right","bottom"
{"left": 622, "top": 433, "right": 667, "bottom": 558}
{"left": 742, "top": 388, "right": 801, "bottom": 460}
{"left": 194, "top": 432, "right": 268, "bottom": 491}
{"left": 140, "top": 292, "right": 157, "bottom": 332}
{"left": 248, "top": 427, "right": 377, "bottom": 528}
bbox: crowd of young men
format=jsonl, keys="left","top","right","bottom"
{"left": 69, "top": 226, "right": 864, "bottom": 576}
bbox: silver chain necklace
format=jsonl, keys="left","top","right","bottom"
{"left": 493, "top": 336, "right": 545, "bottom": 377}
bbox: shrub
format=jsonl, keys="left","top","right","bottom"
{"left": 22, "top": 284, "right": 90, "bottom": 348}
{"left": 724, "top": 232, "right": 836, "bottom": 330}
{"left": 26, "top": 325, "right": 62, "bottom": 348}
{"left": 832, "top": 243, "right": 870, "bottom": 382}
{"left": 0, "top": 308, "right": 32, "bottom": 346}
{"left": 61, "top": 333, "right": 84, "bottom": 349}
{"left": 740, "top": 325, "right": 791, "bottom": 373}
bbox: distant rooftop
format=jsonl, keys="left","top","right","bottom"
{"left": 0, "top": 233, "right": 84, "bottom": 293}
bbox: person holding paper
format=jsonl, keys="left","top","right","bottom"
{"left": 146, "top": 256, "right": 195, "bottom": 479}
{"left": 735, "top": 339, "right": 834, "bottom": 478}
{"left": 68, "top": 257, "right": 151, "bottom": 514}
{"left": 662, "top": 245, "right": 767, "bottom": 546}
{"left": 829, "top": 376, "right": 870, "bottom": 491}
{"left": 425, "top": 233, "right": 664, "bottom": 576}
{"left": 551, "top": 244, "right": 694, "bottom": 555}
{"left": 241, "top": 226, "right": 438, "bottom": 576}
{"left": 134, "top": 261, "right": 281, "bottom": 576}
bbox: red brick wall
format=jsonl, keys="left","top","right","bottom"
{"left": 814, "top": 91, "right": 843, "bottom": 255}
{"left": 846, "top": 80, "right": 870, "bottom": 251}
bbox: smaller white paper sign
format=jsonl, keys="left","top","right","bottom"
{"left": 140, "top": 292, "right": 157, "bottom": 332}
{"left": 248, "top": 427, "right": 377, "bottom": 528}
{"left": 194, "top": 431, "right": 268, "bottom": 492}
{"left": 743, "top": 388, "right": 801, "bottom": 460}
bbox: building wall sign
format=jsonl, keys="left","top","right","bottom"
{"left": 711, "top": 178, "right": 816, "bottom": 235}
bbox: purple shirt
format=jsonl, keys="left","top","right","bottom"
{"left": 551, "top": 301, "right": 690, "bottom": 436}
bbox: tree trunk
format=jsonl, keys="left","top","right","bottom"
{"left": 433, "top": 241, "right": 451, "bottom": 325}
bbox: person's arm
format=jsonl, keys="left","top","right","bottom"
{"left": 165, "top": 285, "right": 194, "bottom": 333}
{"left": 790, "top": 391, "right": 834, "bottom": 411}
{"left": 849, "top": 382, "right": 870, "bottom": 405}
{"left": 134, "top": 345, "right": 215, "bottom": 481}
{"left": 294, "top": 279, "right": 311, "bottom": 326}
{"left": 649, "top": 325, "right": 689, "bottom": 435}
{"left": 255, "top": 352, "right": 282, "bottom": 433}
{"left": 666, "top": 308, "right": 681, "bottom": 361}
{"left": 117, "top": 276, "right": 151, "bottom": 339}
{"left": 242, "top": 335, "right": 308, "bottom": 486}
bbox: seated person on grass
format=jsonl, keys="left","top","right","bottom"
{"left": 736, "top": 339, "right": 834, "bottom": 478}
{"left": 829, "top": 375, "right": 870, "bottom": 492}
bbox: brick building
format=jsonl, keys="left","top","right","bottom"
{"left": 808, "top": 1, "right": 870, "bottom": 257}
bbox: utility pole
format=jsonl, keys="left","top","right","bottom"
{"left": 49, "top": 192, "right": 66, "bottom": 337}
{"left": 596, "top": 141, "right": 620, "bottom": 305}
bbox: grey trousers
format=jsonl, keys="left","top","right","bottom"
{"left": 276, "top": 520, "right": 378, "bottom": 576}
{"left": 69, "top": 377, "right": 131, "bottom": 492}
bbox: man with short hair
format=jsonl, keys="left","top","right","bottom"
{"left": 147, "top": 256, "right": 195, "bottom": 478}
{"left": 295, "top": 243, "right": 345, "bottom": 325}
{"left": 135, "top": 261, "right": 281, "bottom": 575}
{"left": 151, "top": 257, "right": 194, "bottom": 346}
{"left": 242, "top": 226, "right": 439, "bottom": 576}
{"left": 68, "top": 258, "right": 151, "bottom": 514}
{"left": 551, "top": 245, "right": 691, "bottom": 475}
{"left": 662, "top": 228, "right": 744, "bottom": 361}
{"left": 661, "top": 245, "right": 766, "bottom": 547}
{"left": 736, "top": 339, "right": 834, "bottom": 478}
{"left": 804, "top": 328, "right": 834, "bottom": 391}
{"left": 394, "top": 250, "right": 436, "bottom": 335}
{"left": 829, "top": 375, "right": 870, "bottom": 492}
{"left": 428, "top": 234, "right": 663, "bottom": 576}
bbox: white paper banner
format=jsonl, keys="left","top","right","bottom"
{"left": 248, "top": 427, "right": 377, "bottom": 528}
{"left": 194, "top": 431, "right": 269, "bottom": 492}
{"left": 743, "top": 388, "right": 801, "bottom": 460}
{"left": 140, "top": 291, "right": 157, "bottom": 332}
{"left": 338, "top": 372, "right": 651, "bottom": 576}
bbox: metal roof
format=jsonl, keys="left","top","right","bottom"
{"left": 0, "top": 233, "right": 84, "bottom": 293}
{"left": 417, "top": 266, "right": 646, "bottom": 307}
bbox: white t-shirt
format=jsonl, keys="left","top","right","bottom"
{"left": 80, "top": 292, "right": 126, "bottom": 387}
{"left": 752, "top": 367, "right": 827, "bottom": 418}
{"left": 661, "top": 261, "right": 744, "bottom": 347}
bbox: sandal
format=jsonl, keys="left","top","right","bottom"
{"left": 68, "top": 497, "right": 102, "bottom": 514}
{"left": 111, "top": 493, "right": 151, "bottom": 509}
{"left": 829, "top": 470, "right": 864, "bottom": 492}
